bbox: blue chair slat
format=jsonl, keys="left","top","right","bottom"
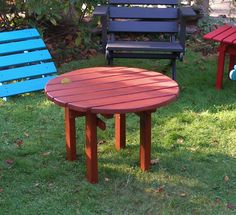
{"left": 0, "top": 62, "right": 57, "bottom": 82}
{"left": 0, "top": 76, "right": 56, "bottom": 97}
{"left": 0, "top": 28, "right": 57, "bottom": 99}
{"left": 0, "top": 39, "right": 46, "bottom": 55}
{"left": 0, "top": 50, "right": 52, "bottom": 68}
{"left": 0, "top": 29, "right": 40, "bottom": 43}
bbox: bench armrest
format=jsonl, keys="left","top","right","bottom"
{"left": 178, "top": 7, "right": 196, "bottom": 52}
{"left": 93, "top": 6, "right": 108, "bottom": 17}
{"left": 180, "top": 7, "right": 196, "bottom": 18}
{"left": 93, "top": 6, "right": 109, "bottom": 53}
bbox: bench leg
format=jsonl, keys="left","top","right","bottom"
{"left": 216, "top": 44, "right": 226, "bottom": 89}
{"left": 106, "top": 50, "right": 113, "bottom": 66}
{"left": 65, "top": 107, "right": 77, "bottom": 161}
{"left": 115, "top": 114, "right": 126, "bottom": 150}
{"left": 171, "top": 59, "right": 176, "bottom": 80}
{"left": 140, "top": 111, "right": 151, "bottom": 171}
{"left": 86, "top": 113, "right": 98, "bottom": 183}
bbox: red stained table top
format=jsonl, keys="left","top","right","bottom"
{"left": 204, "top": 25, "right": 236, "bottom": 45}
{"left": 45, "top": 67, "right": 179, "bottom": 114}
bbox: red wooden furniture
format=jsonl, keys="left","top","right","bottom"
{"left": 204, "top": 25, "right": 236, "bottom": 89}
{"left": 45, "top": 67, "right": 179, "bottom": 183}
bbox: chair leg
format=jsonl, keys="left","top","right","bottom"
{"left": 171, "top": 59, "right": 176, "bottom": 80}
{"left": 108, "top": 57, "right": 113, "bottom": 66}
{"left": 106, "top": 50, "right": 113, "bottom": 66}
{"left": 216, "top": 45, "right": 226, "bottom": 89}
{"left": 229, "top": 54, "right": 236, "bottom": 72}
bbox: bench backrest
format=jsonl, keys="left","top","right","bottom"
{"left": 108, "top": 0, "right": 179, "bottom": 36}
{"left": 0, "top": 28, "right": 57, "bottom": 98}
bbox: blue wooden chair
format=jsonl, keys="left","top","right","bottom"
{"left": 0, "top": 28, "right": 57, "bottom": 99}
{"left": 94, "top": 0, "right": 195, "bottom": 80}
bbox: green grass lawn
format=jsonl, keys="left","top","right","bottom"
{"left": 0, "top": 50, "right": 236, "bottom": 215}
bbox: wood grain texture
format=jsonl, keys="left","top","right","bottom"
{"left": 203, "top": 25, "right": 231, "bottom": 40}
{"left": 140, "top": 111, "right": 151, "bottom": 171}
{"left": 86, "top": 113, "right": 98, "bottom": 183}
{"left": 45, "top": 67, "right": 179, "bottom": 114}
{"left": 65, "top": 107, "right": 77, "bottom": 161}
{"left": 115, "top": 114, "right": 126, "bottom": 150}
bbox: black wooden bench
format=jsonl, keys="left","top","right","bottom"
{"left": 94, "top": 0, "right": 195, "bottom": 80}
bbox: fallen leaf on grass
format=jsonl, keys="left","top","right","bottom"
{"left": 5, "top": 159, "right": 14, "bottom": 165}
{"left": 155, "top": 186, "right": 165, "bottom": 193}
{"left": 180, "top": 192, "right": 187, "bottom": 197}
{"left": 34, "top": 183, "right": 40, "bottom": 187}
{"left": 0, "top": 188, "right": 3, "bottom": 193}
{"left": 24, "top": 132, "right": 29, "bottom": 138}
{"left": 104, "top": 177, "right": 110, "bottom": 182}
{"left": 226, "top": 203, "right": 235, "bottom": 210}
{"left": 177, "top": 138, "right": 184, "bottom": 144}
{"left": 48, "top": 183, "right": 54, "bottom": 188}
{"left": 150, "top": 158, "right": 160, "bottom": 165}
{"left": 214, "top": 197, "right": 221, "bottom": 205}
{"left": 41, "top": 152, "right": 51, "bottom": 157}
{"left": 224, "top": 175, "right": 230, "bottom": 182}
{"left": 98, "top": 140, "right": 107, "bottom": 145}
{"left": 15, "top": 139, "right": 24, "bottom": 147}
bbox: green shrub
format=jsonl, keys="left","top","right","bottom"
{"left": 0, "top": 0, "right": 106, "bottom": 29}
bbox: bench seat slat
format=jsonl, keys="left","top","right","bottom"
{"left": 0, "top": 39, "right": 46, "bottom": 55}
{"left": 0, "top": 76, "right": 56, "bottom": 97}
{"left": 109, "top": 0, "right": 178, "bottom": 5}
{"left": 0, "top": 29, "right": 40, "bottom": 43}
{"left": 110, "top": 7, "right": 178, "bottom": 19}
{"left": 0, "top": 50, "right": 52, "bottom": 68}
{"left": 107, "top": 41, "right": 183, "bottom": 52}
{"left": 0, "top": 62, "right": 56, "bottom": 82}
{"left": 109, "top": 21, "right": 178, "bottom": 33}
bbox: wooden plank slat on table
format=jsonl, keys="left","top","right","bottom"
{"left": 45, "top": 70, "right": 164, "bottom": 92}
{"left": 223, "top": 31, "right": 236, "bottom": 44}
{"left": 45, "top": 72, "right": 171, "bottom": 96}
{"left": 47, "top": 67, "right": 152, "bottom": 85}
{"left": 203, "top": 25, "right": 231, "bottom": 40}
{"left": 52, "top": 77, "right": 176, "bottom": 99}
{"left": 92, "top": 94, "right": 178, "bottom": 114}
{"left": 53, "top": 81, "right": 177, "bottom": 106}
{"left": 45, "top": 66, "right": 179, "bottom": 113}
{"left": 68, "top": 86, "right": 179, "bottom": 113}
{"left": 213, "top": 27, "right": 236, "bottom": 42}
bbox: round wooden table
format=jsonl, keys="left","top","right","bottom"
{"left": 45, "top": 67, "right": 179, "bottom": 183}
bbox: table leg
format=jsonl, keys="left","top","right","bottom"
{"left": 115, "top": 114, "right": 126, "bottom": 150}
{"left": 65, "top": 107, "right": 77, "bottom": 161}
{"left": 86, "top": 112, "right": 98, "bottom": 183}
{"left": 140, "top": 111, "right": 151, "bottom": 171}
{"left": 216, "top": 44, "right": 226, "bottom": 89}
